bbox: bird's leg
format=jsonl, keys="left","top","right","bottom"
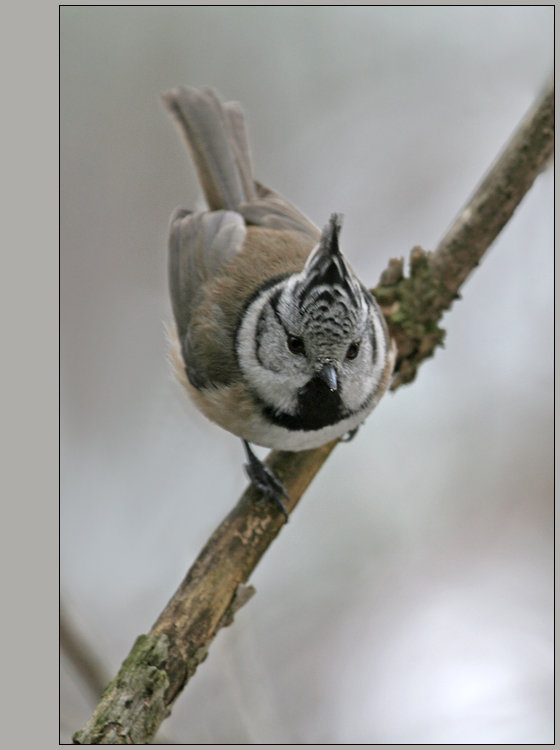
{"left": 242, "top": 440, "right": 290, "bottom": 521}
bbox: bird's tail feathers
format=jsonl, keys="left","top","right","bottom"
{"left": 162, "top": 86, "right": 256, "bottom": 211}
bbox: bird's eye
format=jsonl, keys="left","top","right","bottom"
{"left": 287, "top": 334, "right": 305, "bottom": 355}
{"left": 346, "top": 342, "right": 360, "bottom": 360}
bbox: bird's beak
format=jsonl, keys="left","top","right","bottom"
{"left": 318, "top": 363, "right": 338, "bottom": 392}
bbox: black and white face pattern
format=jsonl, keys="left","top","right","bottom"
{"left": 236, "top": 216, "right": 389, "bottom": 433}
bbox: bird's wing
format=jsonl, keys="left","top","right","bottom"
{"left": 168, "top": 207, "right": 246, "bottom": 343}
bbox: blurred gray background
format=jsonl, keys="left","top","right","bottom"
{"left": 60, "top": 7, "right": 553, "bottom": 744}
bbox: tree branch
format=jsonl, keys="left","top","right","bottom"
{"left": 73, "top": 78, "right": 553, "bottom": 744}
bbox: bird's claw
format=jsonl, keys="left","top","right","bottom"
{"left": 340, "top": 426, "right": 360, "bottom": 442}
{"left": 243, "top": 441, "right": 290, "bottom": 521}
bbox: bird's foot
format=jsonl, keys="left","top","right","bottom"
{"left": 340, "top": 425, "right": 360, "bottom": 442}
{"left": 243, "top": 441, "right": 290, "bottom": 521}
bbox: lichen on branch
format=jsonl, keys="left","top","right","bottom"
{"left": 373, "top": 247, "right": 451, "bottom": 388}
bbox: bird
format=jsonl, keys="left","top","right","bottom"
{"left": 162, "top": 86, "right": 396, "bottom": 519}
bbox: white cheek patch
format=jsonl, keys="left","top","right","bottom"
{"left": 236, "top": 282, "right": 307, "bottom": 414}
{"left": 339, "top": 310, "right": 389, "bottom": 412}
